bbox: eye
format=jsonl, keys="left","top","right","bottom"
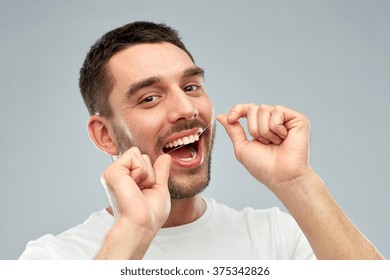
{"left": 183, "top": 84, "right": 201, "bottom": 93}
{"left": 141, "top": 95, "right": 160, "bottom": 103}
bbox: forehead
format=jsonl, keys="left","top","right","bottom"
{"left": 108, "top": 42, "right": 196, "bottom": 84}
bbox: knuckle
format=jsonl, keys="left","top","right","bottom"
{"left": 138, "top": 164, "right": 148, "bottom": 175}
{"left": 297, "top": 112, "right": 309, "bottom": 125}
{"left": 130, "top": 146, "right": 141, "bottom": 154}
{"left": 248, "top": 103, "right": 257, "bottom": 112}
{"left": 102, "top": 167, "right": 115, "bottom": 187}
{"left": 131, "top": 170, "right": 146, "bottom": 183}
{"left": 230, "top": 104, "right": 241, "bottom": 112}
{"left": 274, "top": 105, "right": 283, "bottom": 112}
{"left": 269, "top": 122, "right": 279, "bottom": 131}
{"left": 305, "top": 118, "right": 311, "bottom": 129}
{"left": 258, "top": 104, "right": 269, "bottom": 111}
{"left": 102, "top": 170, "right": 110, "bottom": 182}
{"left": 142, "top": 153, "right": 151, "bottom": 161}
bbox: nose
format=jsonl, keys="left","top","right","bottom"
{"left": 167, "top": 87, "right": 198, "bottom": 123}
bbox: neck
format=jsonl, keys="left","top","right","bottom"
{"left": 106, "top": 195, "right": 206, "bottom": 228}
{"left": 163, "top": 195, "right": 206, "bottom": 228}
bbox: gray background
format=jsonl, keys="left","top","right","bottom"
{"left": 1, "top": 0, "right": 389, "bottom": 259}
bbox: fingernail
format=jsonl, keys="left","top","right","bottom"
{"left": 228, "top": 111, "right": 236, "bottom": 119}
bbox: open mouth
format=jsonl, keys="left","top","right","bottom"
{"left": 162, "top": 128, "right": 202, "bottom": 161}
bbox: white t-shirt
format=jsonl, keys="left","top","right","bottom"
{"left": 19, "top": 197, "right": 315, "bottom": 260}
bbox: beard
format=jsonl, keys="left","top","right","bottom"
{"left": 112, "top": 120, "right": 216, "bottom": 199}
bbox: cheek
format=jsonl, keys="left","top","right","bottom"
{"left": 200, "top": 97, "right": 214, "bottom": 120}
{"left": 129, "top": 117, "right": 163, "bottom": 149}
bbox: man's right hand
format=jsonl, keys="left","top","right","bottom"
{"left": 96, "top": 148, "right": 171, "bottom": 259}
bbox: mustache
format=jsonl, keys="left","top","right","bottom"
{"left": 156, "top": 119, "right": 207, "bottom": 147}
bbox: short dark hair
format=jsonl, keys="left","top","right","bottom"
{"left": 79, "top": 21, "right": 194, "bottom": 117}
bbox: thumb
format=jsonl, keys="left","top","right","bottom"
{"left": 216, "top": 114, "right": 248, "bottom": 159}
{"left": 153, "top": 154, "right": 172, "bottom": 189}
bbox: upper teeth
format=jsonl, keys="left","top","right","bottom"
{"left": 164, "top": 128, "right": 202, "bottom": 148}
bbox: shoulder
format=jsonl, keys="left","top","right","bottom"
{"left": 204, "top": 197, "right": 314, "bottom": 259}
{"left": 205, "top": 197, "right": 298, "bottom": 239}
{"left": 19, "top": 209, "right": 113, "bottom": 260}
{"left": 206, "top": 197, "right": 290, "bottom": 225}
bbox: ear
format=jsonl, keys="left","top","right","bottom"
{"left": 87, "top": 115, "right": 120, "bottom": 156}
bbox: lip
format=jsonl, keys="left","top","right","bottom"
{"left": 171, "top": 135, "right": 204, "bottom": 168}
{"left": 162, "top": 127, "right": 204, "bottom": 169}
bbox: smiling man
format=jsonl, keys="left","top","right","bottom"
{"left": 19, "top": 21, "right": 383, "bottom": 260}
{"left": 101, "top": 42, "right": 215, "bottom": 200}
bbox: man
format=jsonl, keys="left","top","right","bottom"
{"left": 20, "top": 21, "right": 382, "bottom": 260}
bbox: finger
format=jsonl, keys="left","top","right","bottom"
{"left": 245, "top": 104, "right": 262, "bottom": 140}
{"left": 137, "top": 154, "right": 156, "bottom": 189}
{"left": 227, "top": 104, "right": 254, "bottom": 123}
{"left": 258, "top": 107, "right": 284, "bottom": 144}
{"left": 143, "top": 154, "right": 172, "bottom": 227}
{"left": 256, "top": 134, "right": 272, "bottom": 145}
{"left": 275, "top": 105, "right": 310, "bottom": 132}
{"left": 269, "top": 106, "right": 288, "bottom": 139}
{"left": 101, "top": 163, "right": 143, "bottom": 219}
{"left": 116, "top": 147, "right": 149, "bottom": 185}
{"left": 216, "top": 114, "right": 248, "bottom": 161}
{"left": 152, "top": 154, "right": 171, "bottom": 192}
{"left": 230, "top": 104, "right": 283, "bottom": 145}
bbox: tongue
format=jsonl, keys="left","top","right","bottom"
{"left": 169, "top": 145, "right": 196, "bottom": 160}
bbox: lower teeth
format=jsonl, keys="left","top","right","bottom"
{"left": 180, "top": 146, "right": 197, "bottom": 161}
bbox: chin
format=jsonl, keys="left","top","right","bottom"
{"left": 168, "top": 162, "right": 211, "bottom": 199}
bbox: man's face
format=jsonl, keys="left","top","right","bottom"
{"left": 107, "top": 42, "right": 215, "bottom": 199}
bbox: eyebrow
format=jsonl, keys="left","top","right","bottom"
{"left": 183, "top": 66, "right": 205, "bottom": 78}
{"left": 125, "top": 66, "right": 205, "bottom": 99}
{"left": 125, "top": 76, "right": 162, "bottom": 99}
